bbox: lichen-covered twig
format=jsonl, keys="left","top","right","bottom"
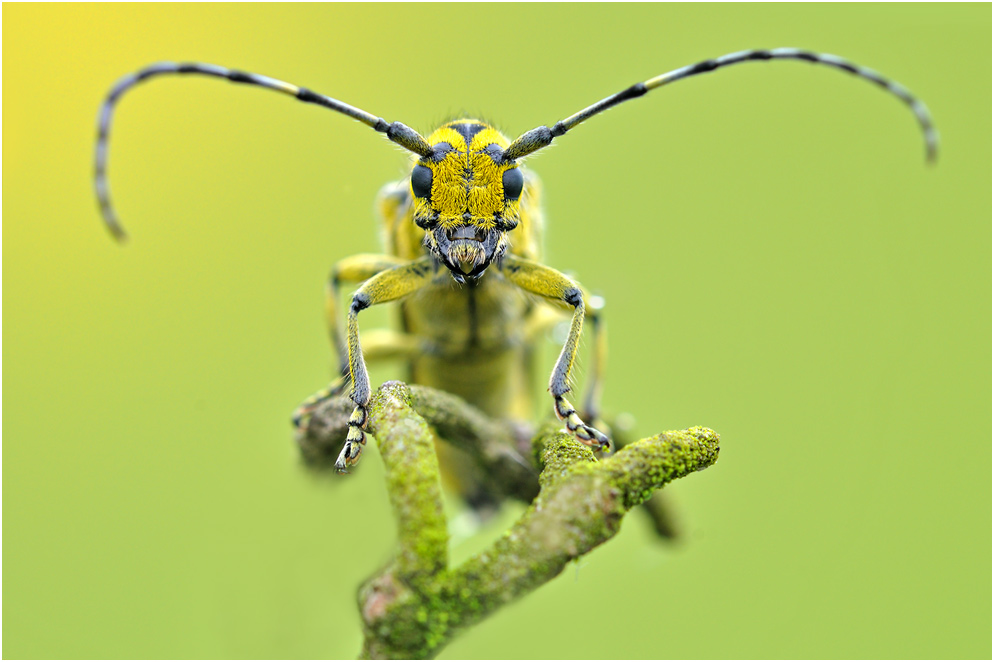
{"left": 298, "top": 383, "right": 538, "bottom": 502}
{"left": 299, "top": 381, "right": 719, "bottom": 659}
{"left": 368, "top": 384, "right": 448, "bottom": 581}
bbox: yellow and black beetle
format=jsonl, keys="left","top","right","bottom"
{"left": 94, "top": 49, "right": 936, "bottom": 475}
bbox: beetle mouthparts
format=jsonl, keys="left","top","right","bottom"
{"left": 449, "top": 240, "right": 486, "bottom": 274}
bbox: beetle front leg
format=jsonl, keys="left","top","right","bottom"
{"left": 293, "top": 254, "right": 408, "bottom": 433}
{"left": 525, "top": 290, "right": 608, "bottom": 427}
{"left": 325, "top": 254, "right": 408, "bottom": 374}
{"left": 581, "top": 292, "right": 607, "bottom": 426}
{"left": 337, "top": 257, "right": 434, "bottom": 471}
{"left": 549, "top": 288, "right": 610, "bottom": 449}
{"left": 292, "top": 329, "right": 418, "bottom": 431}
{"left": 502, "top": 255, "right": 609, "bottom": 450}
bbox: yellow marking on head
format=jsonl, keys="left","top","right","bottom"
{"left": 411, "top": 120, "right": 523, "bottom": 230}
{"left": 432, "top": 126, "right": 471, "bottom": 150}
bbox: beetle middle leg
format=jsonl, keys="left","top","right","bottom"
{"left": 502, "top": 255, "right": 609, "bottom": 450}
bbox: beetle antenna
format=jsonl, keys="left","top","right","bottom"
{"left": 94, "top": 62, "right": 432, "bottom": 241}
{"left": 504, "top": 48, "right": 937, "bottom": 163}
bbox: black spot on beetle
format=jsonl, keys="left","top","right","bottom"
{"left": 450, "top": 122, "right": 487, "bottom": 143}
{"left": 351, "top": 292, "right": 371, "bottom": 312}
{"left": 564, "top": 287, "right": 583, "bottom": 307}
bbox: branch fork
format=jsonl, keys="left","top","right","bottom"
{"left": 299, "top": 381, "right": 719, "bottom": 659}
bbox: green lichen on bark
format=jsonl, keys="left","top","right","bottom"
{"left": 367, "top": 383, "right": 448, "bottom": 581}
{"left": 301, "top": 382, "right": 720, "bottom": 659}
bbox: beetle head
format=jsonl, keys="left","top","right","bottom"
{"left": 410, "top": 121, "right": 524, "bottom": 283}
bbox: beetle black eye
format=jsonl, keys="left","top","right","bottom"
{"left": 411, "top": 165, "right": 433, "bottom": 199}
{"left": 502, "top": 168, "right": 523, "bottom": 201}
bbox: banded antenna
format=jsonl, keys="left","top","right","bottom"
{"left": 94, "top": 62, "right": 432, "bottom": 241}
{"left": 503, "top": 48, "right": 938, "bottom": 163}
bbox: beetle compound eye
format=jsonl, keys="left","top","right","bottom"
{"left": 411, "top": 165, "right": 433, "bottom": 199}
{"left": 502, "top": 168, "right": 523, "bottom": 201}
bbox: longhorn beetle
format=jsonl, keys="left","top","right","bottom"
{"left": 94, "top": 49, "right": 936, "bottom": 475}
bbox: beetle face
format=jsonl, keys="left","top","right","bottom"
{"left": 410, "top": 120, "right": 524, "bottom": 283}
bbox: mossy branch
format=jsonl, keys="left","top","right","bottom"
{"left": 299, "top": 381, "right": 719, "bottom": 659}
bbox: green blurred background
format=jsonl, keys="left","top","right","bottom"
{"left": 4, "top": 4, "right": 990, "bottom": 659}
